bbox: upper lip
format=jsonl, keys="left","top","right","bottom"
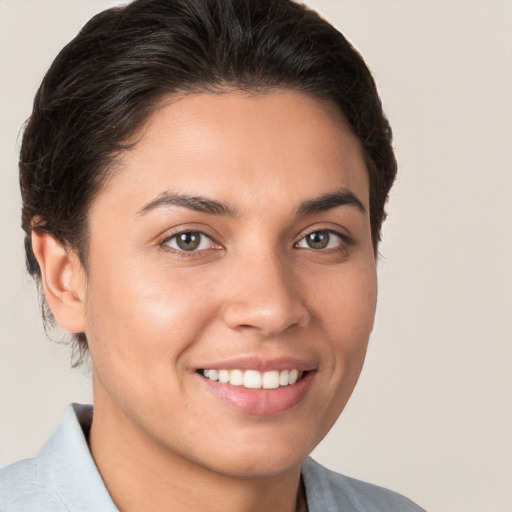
{"left": 196, "top": 355, "right": 317, "bottom": 373}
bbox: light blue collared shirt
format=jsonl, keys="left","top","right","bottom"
{"left": 0, "top": 404, "right": 425, "bottom": 511}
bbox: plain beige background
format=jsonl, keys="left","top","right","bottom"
{"left": 1, "top": 1, "right": 511, "bottom": 511}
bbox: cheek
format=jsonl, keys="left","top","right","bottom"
{"left": 297, "top": 260, "right": 377, "bottom": 443}
{"left": 83, "top": 256, "right": 219, "bottom": 387}
{"left": 311, "top": 258, "right": 377, "bottom": 343}
{"left": 314, "top": 259, "right": 377, "bottom": 388}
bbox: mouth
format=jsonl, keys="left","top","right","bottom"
{"left": 198, "top": 368, "right": 306, "bottom": 389}
{"left": 196, "top": 365, "right": 314, "bottom": 415}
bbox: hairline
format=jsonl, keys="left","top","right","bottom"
{"left": 71, "top": 85, "right": 374, "bottom": 275}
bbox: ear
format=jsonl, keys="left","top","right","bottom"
{"left": 31, "top": 232, "right": 87, "bottom": 334}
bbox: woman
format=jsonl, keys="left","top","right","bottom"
{"left": 1, "top": 0, "right": 425, "bottom": 510}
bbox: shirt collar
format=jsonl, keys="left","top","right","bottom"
{"left": 38, "top": 403, "right": 333, "bottom": 512}
{"left": 37, "top": 403, "right": 118, "bottom": 511}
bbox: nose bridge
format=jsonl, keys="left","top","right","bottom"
{"left": 221, "top": 246, "right": 310, "bottom": 336}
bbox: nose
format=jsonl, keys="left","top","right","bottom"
{"left": 221, "top": 251, "right": 311, "bottom": 338}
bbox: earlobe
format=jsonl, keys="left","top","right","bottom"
{"left": 31, "top": 232, "right": 87, "bottom": 334}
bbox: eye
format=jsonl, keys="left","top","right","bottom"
{"left": 296, "top": 230, "right": 344, "bottom": 250}
{"left": 163, "top": 231, "right": 215, "bottom": 252}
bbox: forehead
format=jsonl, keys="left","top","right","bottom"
{"left": 94, "top": 89, "right": 369, "bottom": 218}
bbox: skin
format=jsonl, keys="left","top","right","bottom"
{"left": 33, "top": 90, "right": 377, "bottom": 512}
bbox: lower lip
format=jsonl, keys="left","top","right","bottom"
{"left": 197, "top": 371, "right": 315, "bottom": 415}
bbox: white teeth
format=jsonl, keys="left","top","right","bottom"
{"left": 262, "top": 370, "right": 280, "bottom": 389}
{"left": 289, "top": 369, "right": 299, "bottom": 385}
{"left": 202, "top": 368, "right": 304, "bottom": 389}
{"left": 243, "top": 370, "right": 262, "bottom": 389}
{"left": 229, "top": 369, "right": 244, "bottom": 386}
{"left": 218, "top": 370, "right": 230, "bottom": 384}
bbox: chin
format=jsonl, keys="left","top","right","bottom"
{"left": 206, "top": 450, "right": 307, "bottom": 479}
{"left": 191, "top": 429, "right": 317, "bottom": 479}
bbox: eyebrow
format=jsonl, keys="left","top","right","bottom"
{"left": 137, "top": 192, "right": 238, "bottom": 216}
{"left": 137, "top": 188, "right": 366, "bottom": 218}
{"left": 296, "top": 188, "right": 366, "bottom": 216}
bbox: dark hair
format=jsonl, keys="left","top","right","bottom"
{"left": 20, "top": 0, "right": 397, "bottom": 366}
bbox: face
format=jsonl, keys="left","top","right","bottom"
{"left": 82, "top": 90, "right": 377, "bottom": 478}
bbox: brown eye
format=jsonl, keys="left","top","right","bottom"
{"left": 306, "top": 231, "right": 329, "bottom": 249}
{"left": 164, "top": 231, "right": 214, "bottom": 252}
{"left": 296, "top": 230, "right": 342, "bottom": 250}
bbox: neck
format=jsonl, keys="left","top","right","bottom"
{"left": 89, "top": 390, "right": 305, "bottom": 512}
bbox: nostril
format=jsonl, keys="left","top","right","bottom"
{"left": 222, "top": 301, "right": 310, "bottom": 338}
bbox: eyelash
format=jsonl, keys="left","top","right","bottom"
{"left": 160, "top": 230, "right": 219, "bottom": 257}
{"left": 294, "top": 229, "right": 354, "bottom": 253}
{"left": 160, "top": 228, "right": 354, "bottom": 257}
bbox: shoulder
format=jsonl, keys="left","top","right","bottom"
{"left": 302, "top": 458, "right": 426, "bottom": 512}
{"left": 0, "top": 404, "right": 117, "bottom": 512}
{"left": 0, "top": 457, "right": 65, "bottom": 512}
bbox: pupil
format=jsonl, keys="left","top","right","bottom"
{"left": 307, "top": 231, "right": 329, "bottom": 249}
{"left": 177, "top": 232, "right": 200, "bottom": 251}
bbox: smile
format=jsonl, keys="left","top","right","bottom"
{"left": 202, "top": 369, "right": 304, "bottom": 389}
